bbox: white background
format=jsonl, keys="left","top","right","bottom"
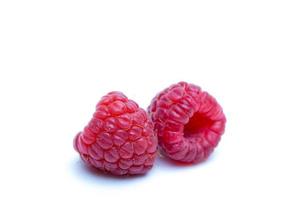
{"left": 0, "top": 0, "right": 299, "bottom": 199}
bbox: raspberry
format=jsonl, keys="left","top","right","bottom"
{"left": 148, "top": 82, "right": 226, "bottom": 163}
{"left": 74, "top": 92, "right": 157, "bottom": 175}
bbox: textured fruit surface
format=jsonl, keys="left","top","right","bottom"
{"left": 148, "top": 82, "right": 226, "bottom": 163}
{"left": 74, "top": 92, "right": 157, "bottom": 175}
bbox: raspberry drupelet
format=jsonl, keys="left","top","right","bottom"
{"left": 148, "top": 82, "right": 226, "bottom": 163}
{"left": 74, "top": 92, "right": 157, "bottom": 175}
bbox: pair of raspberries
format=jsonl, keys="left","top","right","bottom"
{"left": 73, "top": 82, "right": 226, "bottom": 176}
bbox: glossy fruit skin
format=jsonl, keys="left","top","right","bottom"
{"left": 74, "top": 92, "right": 157, "bottom": 175}
{"left": 148, "top": 82, "right": 226, "bottom": 163}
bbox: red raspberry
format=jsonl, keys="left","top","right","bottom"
{"left": 148, "top": 82, "right": 226, "bottom": 163}
{"left": 74, "top": 92, "right": 157, "bottom": 175}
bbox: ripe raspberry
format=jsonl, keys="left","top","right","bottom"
{"left": 148, "top": 82, "right": 226, "bottom": 163}
{"left": 74, "top": 92, "right": 157, "bottom": 175}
